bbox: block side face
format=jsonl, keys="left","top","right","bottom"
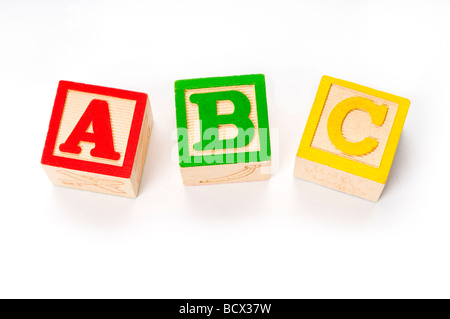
{"left": 297, "top": 76, "right": 409, "bottom": 184}
{"left": 293, "top": 157, "right": 384, "bottom": 202}
{"left": 181, "top": 161, "right": 271, "bottom": 186}
{"left": 129, "top": 100, "right": 153, "bottom": 196}
{"left": 175, "top": 74, "right": 270, "bottom": 168}
{"left": 42, "top": 164, "right": 136, "bottom": 198}
{"left": 41, "top": 81, "right": 149, "bottom": 179}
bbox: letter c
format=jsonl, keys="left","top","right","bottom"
{"left": 327, "top": 97, "right": 388, "bottom": 156}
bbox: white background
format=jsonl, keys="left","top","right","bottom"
{"left": 0, "top": 0, "right": 449, "bottom": 299}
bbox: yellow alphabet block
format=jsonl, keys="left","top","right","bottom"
{"left": 294, "top": 76, "right": 410, "bottom": 202}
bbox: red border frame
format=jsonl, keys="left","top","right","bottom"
{"left": 41, "top": 81, "right": 148, "bottom": 178}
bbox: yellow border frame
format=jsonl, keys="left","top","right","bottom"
{"left": 297, "top": 76, "right": 410, "bottom": 184}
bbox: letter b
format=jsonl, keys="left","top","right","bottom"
{"left": 190, "top": 90, "right": 255, "bottom": 151}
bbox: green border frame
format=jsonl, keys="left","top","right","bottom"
{"left": 175, "top": 74, "right": 271, "bottom": 167}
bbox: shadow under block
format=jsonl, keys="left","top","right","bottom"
{"left": 294, "top": 76, "right": 410, "bottom": 202}
{"left": 41, "top": 81, "right": 153, "bottom": 198}
{"left": 175, "top": 74, "right": 271, "bottom": 186}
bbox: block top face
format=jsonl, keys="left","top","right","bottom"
{"left": 298, "top": 76, "right": 410, "bottom": 184}
{"left": 41, "top": 81, "right": 148, "bottom": 178}
{"left": 175, "top": 74, "right": 271, "bottom": 168}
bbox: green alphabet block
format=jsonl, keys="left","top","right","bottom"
{"left": 174, "top": 74, "right": 271, "bottom": 185}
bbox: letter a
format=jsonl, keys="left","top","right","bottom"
{"left": 59, "top": 99, "right": 121, "bottom": 160}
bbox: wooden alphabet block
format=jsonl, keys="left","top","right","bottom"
{"left": 175, "top": 74, "right": 271, "bottom": 185}
{"left": 41, "top": 81, "right": 153, "bottom": 198}
{"left": 294, "top": 76, "right": 410, "bottom": 202}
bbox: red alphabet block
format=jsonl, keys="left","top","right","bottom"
{"left": 41, "top": 81, "right": 153, "bottom": 198}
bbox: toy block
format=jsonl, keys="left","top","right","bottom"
{"left": 294, "top": 76, "right": 410, "bottom": 202}
{"left": 175, "top": 74, "right": 271, "bottom": 186}
{"left": 41, "top": 81, "right": 153, "bottom": 198}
